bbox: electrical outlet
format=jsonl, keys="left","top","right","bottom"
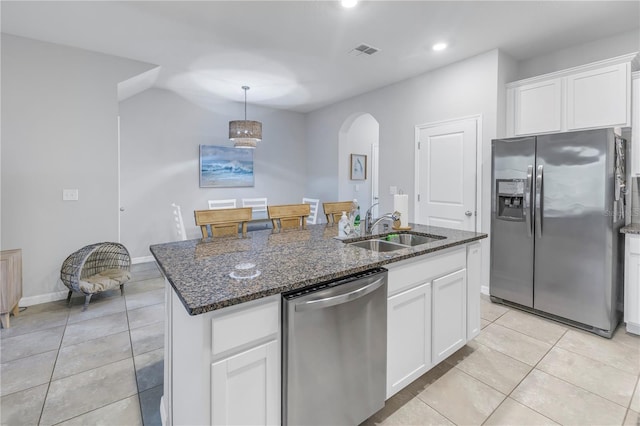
{"left": 63, "top": 189, "right": 79, "bottom": 201}
{"left": 355, "top": 184, "right": 360, "bottom": 192}
{"left": 389, "top": 186, "right": 397, "bottom": 195}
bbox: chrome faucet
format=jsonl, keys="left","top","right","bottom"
{"left": 364, "top": 203, "right": 400, "bottom": 234}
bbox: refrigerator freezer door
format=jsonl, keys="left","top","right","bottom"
{"left": 491, "top": 137, "right": 535, "bottom": 307}
{"left": 534, "top": 129, "right": 614, "bottom": 331}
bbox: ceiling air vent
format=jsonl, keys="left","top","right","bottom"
{"left": 349, "top": 43, "right": 380, "bottom": 56}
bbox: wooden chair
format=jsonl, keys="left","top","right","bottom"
{"left": 302, "top": 197, "right": 320, "bottom": 225}
{"left": 322, "top": 201, "right": 354, "bottom": 224}
{"left": 194, "top": 208, "right": 252, "bottom": 238}
{"left": 268, "top": 204, "right": 311, "bottom": 231}
{"left": 208, "top": 199, "right": 237, "bottom": 210}
{"left": 242, "top": 197, "right": 268, "bottom": 218}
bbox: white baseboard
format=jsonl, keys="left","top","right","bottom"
{"left": 20, "top": 290, "right": 68, "bottom": 307}
{"left": 625, "top": 322, "right": 640, "bottom": 336}
{"left": 132, "top": 255, "right": 155, "bottom": 264}
{"left": 481, "top": 285, "right": 490, "bottom": 296}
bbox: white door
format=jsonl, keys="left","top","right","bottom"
{"left": 416, "top": 118, "right": 477, "bottom": 231}
{"left": 386, "top": 282, "right": 431, "bottom": 399}
{"left": 432, "top": 269, "right": 467, "bottom": 364}
{"left": 211, "top": 340, "right": 280, "bottom": 425}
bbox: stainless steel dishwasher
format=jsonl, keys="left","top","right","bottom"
{"left": 282, "top": 268, "right": 387, "bottom": 426}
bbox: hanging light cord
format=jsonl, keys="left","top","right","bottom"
{"left": 242, "top": 86, "right": 249, "bottom": 120}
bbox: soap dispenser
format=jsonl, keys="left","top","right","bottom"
{"left": 338, "top": 211, "right": 350, "bottom": 237}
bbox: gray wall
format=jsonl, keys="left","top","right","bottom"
{"left": 517, "top": 29, "right": 640, "bottom": 80}
{"left": 1, "top": 34, "right": 155, "bottom": 302}
{"left": 305, "top": 49, "right": 501, "bottom": 291}
{"left": 119, "top": 88, "right": 307, "bottom": 258}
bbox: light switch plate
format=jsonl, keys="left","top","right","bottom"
{"left": 63, "top": 189, "right": 79, "bottom": 201}
{"left": 390, "top": 186, "right": 397, "bottom": 195}
{"left": 355, "top": 184, "right": 360, "bottom": 192}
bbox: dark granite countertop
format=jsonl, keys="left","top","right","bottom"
{"left": 150, "top": 223, "right": 487, "bottom": 315}
{"left": 621, "top": 224, "right": 640, "bottom": 235}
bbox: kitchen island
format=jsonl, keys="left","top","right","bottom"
{"left": 151, "top": 223, "right": 487, "bottom": 425}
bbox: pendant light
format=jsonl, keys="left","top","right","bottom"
{"left": 229, "top": 86, "right": 262, "bottom": 149}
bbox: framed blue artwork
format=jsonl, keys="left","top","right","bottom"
{"left": 199, "top": 145, "right": 254, "bottom": 188}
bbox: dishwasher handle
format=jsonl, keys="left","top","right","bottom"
{"left": 294, "top": 276, "right": 385, "bottom": 312}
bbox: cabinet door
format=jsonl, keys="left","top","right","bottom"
{"left": 514, "top": 78, "right": 563, "bottom": 135}
{"left": 466, "top": 243, "right": 482, "bottom": 340}
{"left": 386, "top": 282, "right": 431, "bottom": 399}
{"left": 211, "top": 340, "right": 280, "bottom": 426}
{"left": 567, "top": 63, "right": 630, "bottom": 130}
{"left": 432, "top": 269, "right": 467, "bottom": 364}
{"left": 632, "top": 73, "right": 639, "bottom": 176}
{"left": 625, "top": 236, "right": 640, "bottom": 335}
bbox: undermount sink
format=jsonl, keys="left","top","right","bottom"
{"left": 348, "top": 239, "right": 408, "bottom": 252}
{"left": 382, "top": 233, "right": 445, "bottom": 246}
{"left": 347, "top": 232, "right": 446, "bottom": 252}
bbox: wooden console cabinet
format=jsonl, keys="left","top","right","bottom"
{"left": 1, "top": 249, "right": 22, "bottom": 328}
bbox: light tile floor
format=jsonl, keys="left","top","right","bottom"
{"left": 363, "top": 297, "right": 640, "bottom": 426}
{"left": 2, "top": 265, "right": 640, "bottom": 426}
{"left": 0, "top": 262, "right": 164, "bottom": 426}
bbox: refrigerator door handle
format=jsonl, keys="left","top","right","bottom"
{"left": 525, "top": 165, "right": 533, "bottom": 237}
{"left": 535, "top": 164, "right": 543, "bottom": 238}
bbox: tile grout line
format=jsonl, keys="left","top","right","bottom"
{"left": 554, "top": 331, "right": 640, "bottom": 377}
{"left": 124, "top": 288, "right": 147, "bottom": 424}
{"left": 477, "top": 305, "right": 560, "bottom": 426}
{"left": 37, "top": 303, "right": 71, "bottom": 426}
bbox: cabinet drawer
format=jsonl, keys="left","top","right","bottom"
{"left": 387, "top": 247, "right": 465, "bottom": 296}
{"left": 212, "top": 298, "right": 279, "bottom": 356}
{"left": 629, "top": 235, "right": 640, "bottom": 255}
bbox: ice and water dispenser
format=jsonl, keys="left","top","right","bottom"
{"left": 496, "top": 179, "right": 526, "bottom": 221}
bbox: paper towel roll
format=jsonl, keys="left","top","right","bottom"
{"left": 394, "top": 194, "right": 409, "bottom": 228}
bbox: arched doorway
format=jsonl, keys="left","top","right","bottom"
{"left": 338, "top": 113, "right": 380, "bottom": 218}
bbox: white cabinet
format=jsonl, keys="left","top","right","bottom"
{"left": 506, "top": 54, "right": 636, "bottom": 137}
{"left": 432, "top": 269, "right": 467, "bottom": 364}
{"left": 632, "top": 72, "right": 640, "bottom": 176}
{"left": 386, "top": 282, "right": 431, "bottom": 398}
{"left": 566, "top": 63, "right": 630, "bottom": 130}
{"left": 466, "top": 242, "right": 482, "bottom": 340}
{"left": 511, "top": 78, "right": 563, "bottom": 136}
{"left": 625, "top": 235, "right": 640, "bottom": 335}
{"left": 164, "top": 286, "right": 280, "bottom": 426}
{"left": 385, "top": 247, "right": 469, "bottom": 399}
{"left": 212, "top": 340, "right": 280, "bottom": 425}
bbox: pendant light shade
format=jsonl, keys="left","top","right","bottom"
{"left": 229, "top": 86, "right": 262, "bottom": 149}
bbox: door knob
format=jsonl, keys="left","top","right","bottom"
{"left": 465, "top": 211, "right": 472, "bottom": 217}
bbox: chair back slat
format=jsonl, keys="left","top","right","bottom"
{"left": 208, "top": 199, "right": 237, "bottom": 210}
{"left": 194, "top": 208, "right": 252, "bottom": 238}
{"left": 302, "top": 197, "right": 320, "bottom": 224}
{"left": 268, "top": 204, "right": 310, "bottom": 231}
{"left": 322, "top": 201, "right": 353, "bottom": 224}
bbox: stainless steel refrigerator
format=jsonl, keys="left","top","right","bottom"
{"left": 490, "top": 128, "right": 626, "bottom": 338}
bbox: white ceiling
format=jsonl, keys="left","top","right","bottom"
{"left": 2, "top": 1, "right": 639, "bottom": 112}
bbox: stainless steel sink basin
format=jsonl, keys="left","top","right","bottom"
{"left": 348, "top": 239, "right": 408, "bottom": 252}
{"left": 382, "top": 233, "right": 445, "bottom": 246}
{"left": 346, "top": 231, "right": 446, "bottom": 253}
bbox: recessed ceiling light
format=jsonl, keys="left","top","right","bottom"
{"left": 432, "top": 43, "right": 448, "bottom": 51}
{"left": 342, "top": 0, "right": 358, "bottom": 8}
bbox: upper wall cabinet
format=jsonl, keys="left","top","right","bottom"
{"left": 506, "top": 53, "right": 638, "bottom": 137}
